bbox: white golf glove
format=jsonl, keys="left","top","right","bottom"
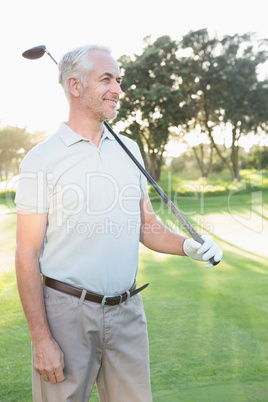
{"left": 183, "top": 235, "right": 223, "bottom": 268}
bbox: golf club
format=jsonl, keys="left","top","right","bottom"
{"left": 22, "top": 45, "right": 58, "bottom": 65}
{"left": 22, "top": 45, "right": 219, "bottom": 266}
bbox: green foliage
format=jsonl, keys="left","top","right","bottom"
{"left": 170, "top": 156, "right": 186, "bottom": 173}
{"left": 247, "top": 147, "right": 268, "bottom": 170}
{"left": 116, "top": 35, "right": 186, "bottom": 180}
{"left": 211, "top": 161, "right": 225, "bottom": 173}
{"left": 0, "top": 126, "right": 46, "bottom": 179}
{"left": 116, "top": 29, "right": 268, "bottom": 182}
{"left": 0, "top": 190, "right": 16, "bottom": 200}
{"left": 179, "top": 29, "right": 268, "bottom": 181}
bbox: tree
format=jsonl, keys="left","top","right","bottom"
{"left": 178, "top": 29, "right": 268, "bottom": 181}
{"left": 116, "top": 36, "right": 188, "bottom": 180}
{"left": 218, "top": 34, "right": 268, "bottom": 180}
{"left": 0, "top": 126, "right": 45, "bottom": 179}
{"left": 192, "top": 143, "right": 214, "bottom": 178}
{"left": 247, "top": 147, "right": 268, "bottom": 171}
{"left": 177, "top": 29, "right": 225, "bottom": 178}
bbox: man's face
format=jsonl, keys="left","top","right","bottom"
{"left": 80, "top": 50, "right": 122, "bottom": 121}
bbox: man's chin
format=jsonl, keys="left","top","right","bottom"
{"left": 105, "top": 111, "right": 117, "bottom": 121}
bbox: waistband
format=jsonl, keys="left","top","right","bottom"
{"left": 42, "top": 275, "right": 149, "bottom": 306}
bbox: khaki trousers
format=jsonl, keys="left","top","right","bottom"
{"left": 32, "top": 286, "right": 152, "bottom": 402}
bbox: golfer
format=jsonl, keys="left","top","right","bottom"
{"left": 15, "top": 45, "right": 222, "bottom": 402}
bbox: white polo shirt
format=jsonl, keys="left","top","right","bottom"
{"left": 15, "top": 123, "right": 148, "bottom": 295}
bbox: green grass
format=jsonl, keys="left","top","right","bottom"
{"left": 140, "top": 248, "right": 268, "bottom": 401}
{"left": 1, "top": 172, "right": 268, "bottom": 401}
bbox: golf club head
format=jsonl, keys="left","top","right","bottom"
{"left": 22, "top": 45, "right": 47, "bottom": 60}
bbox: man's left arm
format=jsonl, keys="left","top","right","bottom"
{"left": 139, "top": 194, "right": 223, "bottom": 266}
{"left": 139, "top": 194, "right": 187, "bottom": 255}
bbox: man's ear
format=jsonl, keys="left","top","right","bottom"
{"left": 68, "top": 77, "right": 82, "bottom": 98}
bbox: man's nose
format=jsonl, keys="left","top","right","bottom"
{"left": 111, "top": 80, "right": 122, "bottom": 95}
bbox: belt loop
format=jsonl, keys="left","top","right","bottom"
{"left": 78, "top": 289, "right": 87, "bottom": 307}
{"left": 125, "top": 290, "right": 130, "bottom": 305}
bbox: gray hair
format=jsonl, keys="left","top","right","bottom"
{"left": 58, "top": 44, "right": 111, "bottom": 101}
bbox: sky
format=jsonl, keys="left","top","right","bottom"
{"left": 1, "top": 0, "right": 267, "bottom": 136}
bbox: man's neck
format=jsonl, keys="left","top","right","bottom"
{"left": 66, "top": 114, "right": 104, "bottom": 146}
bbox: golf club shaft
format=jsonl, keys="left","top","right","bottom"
{"left": 45, "top": 49, "right": 58, "bottom": 65}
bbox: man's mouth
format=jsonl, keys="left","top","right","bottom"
{"left": 104, "top": 98, "right": 118, "bottom": 105}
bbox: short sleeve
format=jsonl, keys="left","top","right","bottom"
{"left": 15, "top": 150, "right": 50, "bottom": 213}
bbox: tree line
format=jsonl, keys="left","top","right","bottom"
{"left": 0, "top": 126, "right": 46, "bottom": 180}
{"left": 115, "top": 29, "right": 268, "bottom": 180}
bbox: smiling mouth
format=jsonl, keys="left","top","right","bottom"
{"left": 104, "top": 98, "right": 118, "bottom": 105}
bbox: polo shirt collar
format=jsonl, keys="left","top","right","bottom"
{"left": 58, "top": 122, "right": 115, "bottom": 146}
{"left": 103, "top": 125, "right": 116, "bottom": 141}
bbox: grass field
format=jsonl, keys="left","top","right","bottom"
{"left": 0, "top": 170, "right": 267, "bottom": 401}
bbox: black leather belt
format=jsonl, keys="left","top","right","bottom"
{"left": 42, "top": 275, "right": 149, "bottom": 306}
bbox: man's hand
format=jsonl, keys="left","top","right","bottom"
{"left": 183, "top": 235, "right": 223, "bottom": 268}
{"left": 33, "top": 337, "right": 65, "bottom": 384}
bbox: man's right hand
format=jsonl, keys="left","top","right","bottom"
{"left": 33, "top": 337, "right": 66, "bottom": 384}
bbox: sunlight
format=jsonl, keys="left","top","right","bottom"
{"left": 196, "top": 211, "right": 267, "bottom": 258}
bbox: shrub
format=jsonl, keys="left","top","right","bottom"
{"left": 171, "top": 157, "right": 186, "bottom": 173}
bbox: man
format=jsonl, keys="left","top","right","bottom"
{"left": 15, "top": 45, "right": 222, "bottom": 402}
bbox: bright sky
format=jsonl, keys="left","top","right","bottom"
{"left": 1, "top": 0, "right": 267, "bottom": 135}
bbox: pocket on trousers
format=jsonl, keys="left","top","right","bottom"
{"left": 43, "top": 286, "right": 75, "bottom": 306}
{"left": 129, "top": 293, "right": 144, "bottom": 314}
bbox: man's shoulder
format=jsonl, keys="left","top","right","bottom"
{"left": 33, "top": 130, "right": 62, "bottom": 152}
{"left": 115, "top": 133, "right": 140, "bottom": 153}
{"left": 23, "top": 127, "right": 64, "bottom": 164}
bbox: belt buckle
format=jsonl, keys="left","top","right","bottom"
{"left": 101, "top": 294, "right": 123, "bottom": 307}
{"left": 101, "top": 296, "right": 108, "bottom": 307}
